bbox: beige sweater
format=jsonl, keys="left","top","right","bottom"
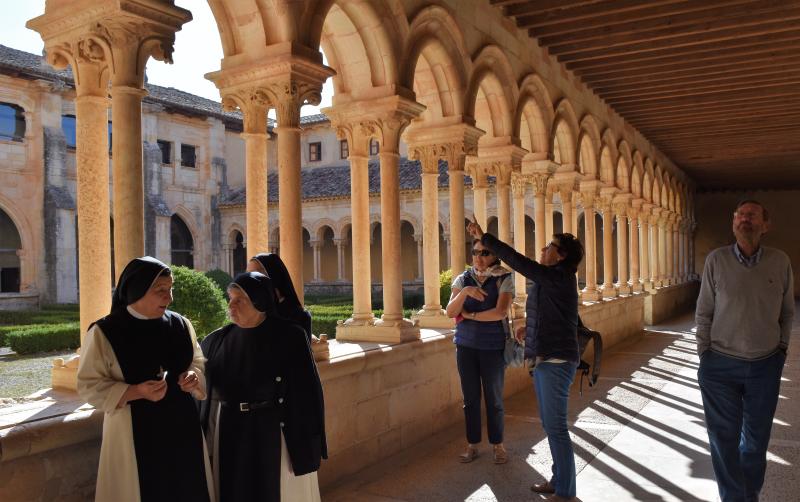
{"left": 695, "top": 245, "right": 794, "bottom": 359}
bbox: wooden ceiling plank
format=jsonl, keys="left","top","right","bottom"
{"left": 597, "top": 70, "right": 800, "bottom": 98}
{"left": 617, "top": 93, "right": 800, "bottom": 116}
{"left": 535, "top": 0, "right": 761, "bottom": 44}
{"left": 502, "top": 0, "right": 604, "bottom": 17}
{"left": 633, "top": 109, "right": 800, "bottom": 128}
{"left": 570, "top": 36, "right": 800, "bottom": 74}
{"left": 607, "top": 83, "right": 800, "bottom": 107}
{"left": 586, "top": 57, "right": 800, "bottom": 89}
{"left": 556, "top": 20, "right": 800, "bottom": 63}
{"left": 645, "top": 124, "right": 800, "bottom": 140}
{"left": 517, "top": 0, "right": 688, "bottom": 29}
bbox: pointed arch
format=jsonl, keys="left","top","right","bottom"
{"left": 577, "top": 115, "right": 601, "bottom": 179}
{"left": 514, "top": 73, "right": 554, "bottom": 156}
{"left": 465, "top": 45, "right": 518, "bottom": 139}
{"left": 551, "top": 98, "right": 579, "bottom": 166}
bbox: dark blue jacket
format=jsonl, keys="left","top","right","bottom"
{"left": 481, "top": 233, "right": 579, "bottom": 364}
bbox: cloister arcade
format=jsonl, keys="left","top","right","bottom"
{"left": 2, "top": 1, "right": 713, "bottom": 497}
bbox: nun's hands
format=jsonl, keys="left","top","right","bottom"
{"left": 178, "top": 370, "right": 199, "bottom": 393}
{"left": 136, "top": 379, "right": 168, "bottom": 402}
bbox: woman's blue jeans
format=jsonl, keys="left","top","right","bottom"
{"left": 534, "top": 361, "right": 577, "bottom": 498}
{"left": 456, "top": 345, "right": 505, "bottom": 445}
{"left": 698, "top": 349, "right": 785, "bottom": 502}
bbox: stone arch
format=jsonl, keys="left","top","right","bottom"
{"left": 652, "top": 164, "right": 663, "bottom": 207}
{"left": 316, "top": 0, "right": 404, "bottom": 100}
{"left": 0, "top": 197, "right": 33, "bottom": 293}
{"left": 400, "top": 5, "right": 470, "bottom": 120}
{"left": 514, "top": 73, "right": 554, "bottom": 156}
{"left": 227, "top": 225, "right": 247, "bottom": 276}
{"left": 599, "top": 144, "right": 615, "bottom": 187}
{"left": 551, "top": 98, "right": 579, "bottom": 166}
{"left": 632, "top": 150, "right": 645, "bottom": 198}
{"left": 578, "top": 115, "right": 602, "bottom": 179}
{"left": 465, "top": 45, "right": 518, "bottom": 139}
{"left": 400, "top": 213, "right": 421, "bottom": 235}
{"left": 617, "top": 140, "right": 633, "bottom": 192}
{"left": 312, "top": 218, "right": 338, "bottom": 240}
{"left": 170, "top": 210, "right": 196, "bottom": 269}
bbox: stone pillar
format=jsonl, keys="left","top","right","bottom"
{"left": 689, "top": 220, "right": 697, "bottom": 279}
{"left": 472, "top": 169, "right": 489, "bottom": 230}
{"left": 443, "top": 234, "right": 451, "bottom": 270}
{"left": 665, "top": 214, "right": 674, "bottom": 286}
{"left": 532, "top": 174, "right": 549, "bottom": 254}
{"left": 335, "top": 124, "right": 374, "bottom": 327}
{"left": 236, "top": 97, "right": 270, "bottom": 255}
{"left": 673, "top": 217, "right": 681, "bottom": 284}
{"left": 274, "top": 98, "right": 304, "bottom": 303}
{"left": 600, "top": 193, "right": 616, "bottom": 298}
{"left": 447, "top": 150, "right": 468, "bottom": 273}
{"left": 410, "top": 145, "right": 450, "bottom": 327}
{"left": 545, "top": 197, "right": 554, "bottom": 241}
{"left": 649, "top": 208, "right": 662, "bottom": 288}
{"left": 511, "top": 174, "right": 528, "bottom": 312}
{"left": 310, "top": 240, "right": 322, "bottom": 283}
{"left": 580, "top": 184, "right": 601, "bottom": 301}
{"left": 415, "top": 235, "right": 424, "bottom": 282}
{"left": 658, "top": 211, "right": 668, "bottom": 287}
{"left": 560, "top": 187, "right": 574, "bottom": 235}
{"left": 496, "top": 167, "right": 512, "bottom": 244}
{"left": 629, "top": 202, "right": 642, "bottom": 293}
{"left": 614, "top": 200, "right": 630, "bottom": 295}
{"left": 334, "top": 238, "right": 347, "bottom": 282}
{"left": 640, "top": 206, "right": 652, "bottom": 291}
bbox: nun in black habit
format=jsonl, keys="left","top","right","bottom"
{"left": 247, "top": 253, "right": 313, "bottom": 340}
{"left": 200, "top": 272, "right": 327, "bottom": 502}
{"left": 76, "top": 256, "right": 213, "bottom": 502}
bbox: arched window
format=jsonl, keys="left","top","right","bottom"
{"left": 0, "top": 103, "right": 25, "bottom": 141}
{"left": 170, "top": 215, "right": 194, "bottom": 268}
{"left": 232, "top": 231, "right": 246, "bottom": 275}
{"left": 0, "top": 208, "right": 22, "bottom": 292}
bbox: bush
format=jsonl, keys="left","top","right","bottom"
{"left": 170, "top": 266, "right": 229, "bottom": 340}
{"left": 205, "top": 269, "right": 233, "bottom": 299}
{"left": 5, "top": 322, "right": 80, "bottom": 354}
{"left": 0, "top": 308, "right": 79, "bottom": 326}
{"left": 440, "top": 269, "right": 454, "bottom": 308}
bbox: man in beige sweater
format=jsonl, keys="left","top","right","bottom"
{"left": 696, "top": 200, "right": 794, "bottom": 502}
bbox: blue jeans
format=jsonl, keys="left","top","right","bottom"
{"left": 456, "top": 345, "right": 505, "bottom": 444}
{"left": 534, "top": 362, "right": 577, "bottom": 498}
{"left": 698, "top": 349, "right": 786, "bottom": 502}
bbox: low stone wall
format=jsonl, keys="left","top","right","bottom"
{"left": 644, "top": 281, "right": 700, "bottom": 325}
{"left": 0, "top": 294, "right": 646, "bottom": 500}
{"left": 0, "top": 293, "right": 40, "bottom": 311}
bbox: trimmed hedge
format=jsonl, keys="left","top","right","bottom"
{"left": 204, "top": 269, "right": 233, "bottom": 300}
{"left": 5, "top": 322, "right": 80, "bottom": 355}
{"left": 0, "top": 308, "right": 78, "bottom": 326}
{"left": 170, "top": 266, "right": 229, "bottom": 340}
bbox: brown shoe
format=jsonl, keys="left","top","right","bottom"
{"left": 493, "top": 444, "right": 508, "bottom": 464}
{"left": 459, "top": 445, "right": 478, "bottom": 463}
{"left": 530, "top": 481, "right": 556, "bottom": 494}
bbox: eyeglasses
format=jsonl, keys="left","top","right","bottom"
{"left": 471, "top": 249, "right": 493, "bottom": 257}
{"left": 546, "top": 241, "right": 562, "bottom": 252}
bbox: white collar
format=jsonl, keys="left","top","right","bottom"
{"left": 127, "top": 305, "right": 149, "bottom": 319}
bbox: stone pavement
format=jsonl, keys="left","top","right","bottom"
{"left": 323, "top": 307, "right": 800, "bottom": 502}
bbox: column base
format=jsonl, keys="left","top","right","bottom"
{"left": 336, "top": 319, "right": 420, "bottom": 344}
{"left": 581, "top": 288, "right": 602, "bottom": 302}
{"left": 631, "top": 281, "right": 644, "bottom": 293}
{"left": 616, "top": 283, "right": 632, "bottom": 296}
{"left": 412, "top": 308, "right": 455, "bottom": 329}
{"left": 52, "top": 353, "right": 80, "bottom": 392}
{"left": 601, "top": 284, "right": 617, "bottom": 299}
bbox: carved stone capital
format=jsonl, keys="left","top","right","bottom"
{"left": 613, "top": 202, "right": 630, "bottom": 219}
{"left": 510, "top": 173, "right": 527, "bottom": 197}
{"left": 325, "top": 95, "right": 425, "bottom": 153}
{"left": 530, "top": 173, "right": 550, "bottom": 197}
{"left": 409, "top": 144, "right": 443, "bottom": 175}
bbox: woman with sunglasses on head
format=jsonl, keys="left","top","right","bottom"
{"left": 467, "top": 217, "right": 585, "bottom": 502}
{"left": 77, "top": 257, "right": 213, "bottom": 502}
{"left": 446, "top": 238, "right": 514, "bottom": 464}
{"left": 248, "top": 253, "right": 312, "bottom": 341}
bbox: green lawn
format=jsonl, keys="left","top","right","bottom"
{"left": 0, "top": 349, "right": 75, "bottom": 398}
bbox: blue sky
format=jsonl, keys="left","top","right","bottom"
{"left": 2, "top": 0, "right": 332, "bottom": 116}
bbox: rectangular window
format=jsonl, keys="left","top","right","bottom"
{"left": 0, "top": 103, "right": 25, "bottom": 141}
{"left": 369, "top": 138, "right": 380, "bottom": 156}
{"left": 157, "top": 140, "right": 172, "bottom": 164}
{"left": 181, "top": 144, "right": 196, "bottom": 168}
{"left": 339, "top": 139, "right": 349, "bottom": 159}
{"left": 309, "top": 141, "right": 322, "bottom": 162}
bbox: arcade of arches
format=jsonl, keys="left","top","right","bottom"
{"left": 9, "top": 0, "right": 782, "bottom": 498}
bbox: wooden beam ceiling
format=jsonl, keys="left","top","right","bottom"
{"left": 493, "top": 0, "right": 800, "bottom": 189}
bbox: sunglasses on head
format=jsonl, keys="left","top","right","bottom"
{"left": 471, "top": 249, "right": 493, "bottom": 257}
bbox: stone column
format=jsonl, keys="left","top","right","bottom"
{"left": 471, "top": 168, "right": 489, "bottom": 230}
{"left": 236, "top": 97, "right": 270, "bottom": 255}
{"left": 650, "top": 208, "right": 662, "bottom": 288}
{"left": 496, "top": 166, "right": 512, "bottom": 244}
{"left": 580, "top": 185, "right": 601, "bottom": 301}
{"left": 410, "top": 145, "right": 449, "bottom": 326}
{"left": 673, "top": 217, "right": 681, "bottom": 284}
{"left": 689, "top": 220, "right": 697, "bottom": 279}
{"left": 415, "top": 235, "right": 424, "bottom": 282}
{"left": 310, "top": 240, "right": 322, "bottom": 282}
{"left": 334, "top": 238, "right": 347, "bottom": 282}
{"left": 600, "top": 193, "right": 616, "bottom": 298}
{"left": 447, "top": 149, "right": 468, "bottom": 273}
{"left": 628, "top": 202, "right": 642, "bottom": 292}
{"left": 640, "top": 204, "right": 652, "bottom": 291}
{"left": 274, "top": 97, "right": 305, "bottom": 303}
{"left": 559, "top": 187, "right": 574, "bottom": 234}
{"left": 665, "top": 213, "right": 674, "bottom": 286}
{"left": 335, "top": 124, "right": 374, "bottom": 326}
{"left": 443, "top": 234, "right": 451, "bottom": 270}
{"left": 511, "top": 174, "right": 528, "bottom": 310}
{"left": 545, "top": 194, "right": 554, "bottom": 241}
{"left": 532, "top": 174, "right": 549, "bottom": 254}
{"left": 614, "top": 200, "right": 630, "bottom": 295}
{"left": 658, "top": 211, "right": 668, "bottom": 287}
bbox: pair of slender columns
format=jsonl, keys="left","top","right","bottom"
{"left": 309, "top": 240, "right": 323, "bottom": 282}
{"left": 615, "top": 203, "right": 630, "bottom": 295}
{"left": 581, "top": 191, "right": 601, "bottom": 301}
{"left": 600, "top": 198, "right": 616, "bottom": 298}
